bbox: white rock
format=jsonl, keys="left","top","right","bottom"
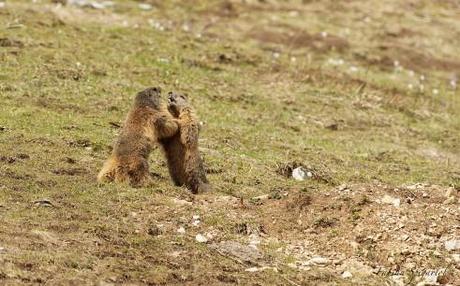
{"left": 195, "top": 234, "right": 208, "bottom": 243}
{"left": 68, "top": 0, "right": 114, "bottom": 9}
{"left": 287, "top": 263, "right": 297, "bottom": 269}
{"left": 0, "top": 2, "right": 5, "bottom": 8}
{"left": 138, "top": 3, "right": 153, "bottom": 10}
{"left": 341, "top": 271, "right": 352, "bottom": 278}
{"left": 173, "top": 198, "right": 192, "bottom": 206}
{"left": 191, "top": 215, "right": 201, "bottom": 226}
{"left": 308, "top": 256, "right": 329, "bottom": 265}
{"left": 292, "top": 167, "right": 308, "bottom": 181}
{"left": 245, "top": 266, "right": 277, "bottom": 272}
{"left": 177, "top": 227, "right": 186, "bottom": 234}
{"left": 349, "top": 66, "right": 359, "bottom": 73}
{"left": 444, "top": 240, "right": 460, "bottom": 251}
{"left": 452, "top": 254, "right": 460, "bottom": 263}
{"left": 381, "top": 195, "right": 401, "bottom": 207}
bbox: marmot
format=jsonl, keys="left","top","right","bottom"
{"left": 97, "top": 87, "right": 179, "bottom": 187}
{"left": 159, "top": 92, "right": 210, "bottom": 193}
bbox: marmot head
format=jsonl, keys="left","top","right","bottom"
{"left": 167, "top": 92, "right": 189, "bottom": 117}
{"left": 134, "top": 87, "right": 162, "bottom": 109}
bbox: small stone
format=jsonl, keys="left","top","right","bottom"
{"left": 292, "top": 167, "right": 308, "bottom": 181}
{"left": 191, "top": 215, "right": 201, "bottom": 226}
{"left": 195, "top": 234, "right": 208, "bottom": 243}
{"left": 173, "top": 198, "right": 192, "bottom": 206}
{"left": 209, "top": 241, "right": 263, "bottom": 264}
{"left": 138, "top": 3, "right": 153, "bottom": 10}
{"left": 177, "top": 227, "right": 186, "bottom": 234}
{"left": 245, "top": 266, "right": 276, "bottom": 272}
{"left": 444, "top": 240, "right": 460, "bottom": 251}
{"left": 341, "top": 271, "right": 352, "bottom": 278}
{"left": 381, "top": 195, "right": 401, "bottom": 207}
{"left": 337, "top": 184, "right": 349, "bottom": 192}
{"left": 308, "top": 256, "right": 329, "bottom": 265}
{"left": 452, "top": 254, "right": 460, "bottom": 263}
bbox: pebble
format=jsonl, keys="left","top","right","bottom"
{"left": 381, "top": 195, "right": 401, "bottom": 207}
{"left": 341, "top": 271, "right": 353, "bottom": 278}
{"left": 191, "top": 215, "right": 201, "bottom": 226}
{"left": 138, "top": 3, "right": 153, "bottom": 10}
{"left": 195, "top": 234, "right": 208, "bottom": 243}
{"left": 177, "top": 227, "right": 186, "bottom": 234}
{"left": 444, "top": 240, "right": 460, "bottom": 251}
{"left": 292, "top": 167, "right": 308, "bottom": 181}
{"left": 245, "top": 266, "right": 277, "bottom": 272}
{"left": 307, "top": 256, "right": 329, "bottom": 265}
{"left": 173, "top": 198, "right": 192, "bottom": 206}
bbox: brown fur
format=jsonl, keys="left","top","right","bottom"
{"left": 97, "top": 87, "right": 179, "bottom": 187}
{"left": 160, "top": 92, "right": 210, "bottom": 193}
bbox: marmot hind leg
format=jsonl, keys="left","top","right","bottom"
{"left": 97, "top": 157, "right": 117, "bottom": 183}
{"left": 124, "top": 158, "right": 152, "bottom": 187}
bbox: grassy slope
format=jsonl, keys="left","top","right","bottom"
{"left": 0, "top": 0, "right": 459, "bottom": 285}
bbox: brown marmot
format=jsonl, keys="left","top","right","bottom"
{"left": 97, "top": 87, "right": 179, "bottom": 187}
{"left": 160, "top": 92, "right": 210, "bottom": 193}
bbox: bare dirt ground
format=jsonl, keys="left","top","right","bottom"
{"left": 1, "top": 0, "right": 459, "bottom": 285}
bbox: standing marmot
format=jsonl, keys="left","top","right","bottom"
{"left": 97, "top": 87, "right": 179, "bottom": 187}
{"left": 160, "top": 92, "right": 210, "bottom": 193}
